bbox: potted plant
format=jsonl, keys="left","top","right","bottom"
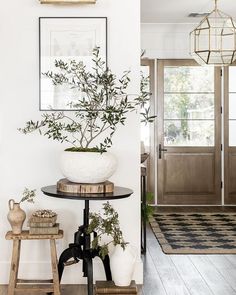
{"left": 87, "top": 202, "right": 137, "bottom": 286}
{"left": 142, "top": 192, "right": 155, "bottom": 221}
{"left": 7, "top": 188, "right": 36, "bottom": 234}
{"left": 18, "top": 47, "right": 155, "bottom": 184}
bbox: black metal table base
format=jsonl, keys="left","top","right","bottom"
{"left": 141, "top": 174, "right": 147, "bottom": 254}
{"left": 58, "top": 200, "right": 112, "bottom": 295}
{"left": 41, "top": 185, "right": 133, "bottom": 295}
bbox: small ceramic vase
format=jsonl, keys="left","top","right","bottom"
{"left": 110, "top": 245, "right": 137, "bottom": 287}
{"left": 7, "top": 199, "right": 26, "bottom": 234}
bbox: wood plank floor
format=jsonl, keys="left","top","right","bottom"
{"left": 2, "top": 220, "right": 236, "bottom": 294}
{"left": 147, "top": 205, "right": 236, "bottom": 295}
{"left": 144, "top": 224, "right": 236, "bottom": 295}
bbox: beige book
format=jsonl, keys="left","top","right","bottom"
{"left": 29, "top": 224, "right": 59, "bottom": 235}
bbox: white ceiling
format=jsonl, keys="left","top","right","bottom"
{"left": 141, "top": 0, "right": 236, "bottom": 23}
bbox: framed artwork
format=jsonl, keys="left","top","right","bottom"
{"left": 39, "top": 17, "right": 107, "bottom": 110}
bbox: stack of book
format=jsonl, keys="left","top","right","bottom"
{"left": 28, "top": 210, "right": 59, "bottom": 235}
{"left": 95, "top": 281, "right": 138, "bottom": 295}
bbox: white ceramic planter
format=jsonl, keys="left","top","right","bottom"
{"left": 110, "top": 245, "right": 137, "bottom": 287}
{"left": 60, "top": 151, "right": 117, "bottom": 183}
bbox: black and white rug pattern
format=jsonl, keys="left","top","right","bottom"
{"left": 150, "top": 213, "right": 236, "bottom": 254}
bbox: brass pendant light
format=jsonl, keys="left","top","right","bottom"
{"left": 190, "top": 0, "right": 236, "bottom": 66}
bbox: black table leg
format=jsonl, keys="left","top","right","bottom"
{"left": 57, "top": 200, "right": 112, "bottom": 295}
{"left": 100, "top": 254, "right": 112, "bottom": 280}
{"left": 141, "top": 174, "right": 147, "bottom": 254}
{"left": 83, "top": 200, "right": 94, "bottom": 295}
{"left": 85, "top": 256, "right": 93, "bottom": 295}
{"left": 58, "top": 245, "right": 80, "bottom": 281}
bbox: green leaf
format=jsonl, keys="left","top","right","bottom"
{"left": 19, "top": 47, "right": 156, "bottom": 150}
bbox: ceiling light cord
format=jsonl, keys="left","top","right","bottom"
{"left": 196, "top": 0, "right": 216, "bottom": 16}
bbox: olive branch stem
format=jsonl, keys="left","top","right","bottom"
{"left": 19, "top": 47, "right": 155, "bottom": 151}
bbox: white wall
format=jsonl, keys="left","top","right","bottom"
{"left": 0, "top": 0, "right": 142, "bottom": 284}
{"left": 141, "top": 23, "right": 196, "bottom": 59}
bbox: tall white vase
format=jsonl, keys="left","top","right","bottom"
{"left": 110, "top": 245, "right": 137, "bottom": 287}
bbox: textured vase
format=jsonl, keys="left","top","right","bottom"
{"left": 60, "top": 151, "right": 117, "bottom": 183}
{"left": 7, "top": 199, "right": 26, "bottom": 234}
{"left": 110, "top": 245, "right": 137, "bottom": 287}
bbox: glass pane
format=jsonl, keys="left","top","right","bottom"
{"left": 140, "top": 66, "right": 150, "bottom": 149}
{"left": 229, "top": 120, "right": 236, "bottom": 146}
{"left": 229, "top": 67, "right": 236, "bottom": 92}
{"left": 164, "top": 66, "right": 214, "bottom": 93}
{"left": 229, "top": 93, "right": 236, "bottom": 119}
{"left": 164, "top": 94, "right": 214, "bottom": 119}
{"left": 164, "top": 120, "right": 214, "bottom": 146}
{"left": 141, "top": 66, "right": 150, "bottom": 83}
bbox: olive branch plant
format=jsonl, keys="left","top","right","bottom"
{"left": 18, "top": 47, "right": 155, "bottom": 152}
{"left": 87, "top": 202, "right": 127, "bottom": 259}
{"left": 19, "top": 188, "right": 36, "bottom": 204}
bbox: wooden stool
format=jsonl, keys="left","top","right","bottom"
{"left": 6, "top": 230, "right": 63, "bottom": 295}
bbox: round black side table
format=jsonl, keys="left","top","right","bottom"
{"left": 41, "top": 185, "right": 133, "bottom": 295}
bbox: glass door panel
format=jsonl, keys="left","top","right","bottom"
{"left": 229, "top": 121, "right": 236, "bottom": 146}
{"left": 224, "top": 66, "right": 236, "bottom": 204}
{"left": 140, "top": 65, "right": 150, "bottom": 149}
{"left": 163, "top": 66, "right": 215, "bottom": 147}
{"left": 164, "top": 120, "right": 214, "bottom": 146}
{"left": 229, "top": 67, "right": 236, "bottom": 147}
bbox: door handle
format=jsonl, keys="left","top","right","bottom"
{"left": 159, "top": 144, "right": 167, "bottom": 159}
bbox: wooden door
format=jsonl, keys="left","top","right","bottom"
{"left": 157, "top": 60, "right": 222, "bottom": 205}
{"left": 224, "top": 66, "right": 236, "bottom": 204}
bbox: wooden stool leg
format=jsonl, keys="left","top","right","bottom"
{"left": 50, "top": 239, "right": 60, "bottom": 295}
{"left": 8, "top": 240, "right": 21, "bottom": 295}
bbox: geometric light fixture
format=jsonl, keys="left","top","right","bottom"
{"left": 39, "top": 0, "right": 96, "bottom": 3}
{"left": 190, "top": 0, "right": 236, "bottom": 66}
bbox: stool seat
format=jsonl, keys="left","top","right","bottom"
{"left": 6, "top": 229, "right": 63, "bottom": 295}
{"left": 6, "top": 230, "right": 63, "bottom": 240}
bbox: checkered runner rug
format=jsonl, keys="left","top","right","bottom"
{"left": 150, "top": 213, "right": 236, "bottom": 254}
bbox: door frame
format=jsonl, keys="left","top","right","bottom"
{"left": 157, "top": 59, "right": 222, "bottom": 205}
{"left": 224, "top": 65, "right": 236, "bottom": 204}
{"left": 224, "top": 66, "right": 230, "bottom": 204}
{"left": 141, "top": 58, "right": 157, "bottom": 201}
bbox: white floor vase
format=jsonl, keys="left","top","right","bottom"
{"left": 110, "top": 245, "right": 137, "bottom": 287}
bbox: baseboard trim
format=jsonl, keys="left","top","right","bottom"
{"left": 0, "top": 259, "right": 143, "bottom": 284}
